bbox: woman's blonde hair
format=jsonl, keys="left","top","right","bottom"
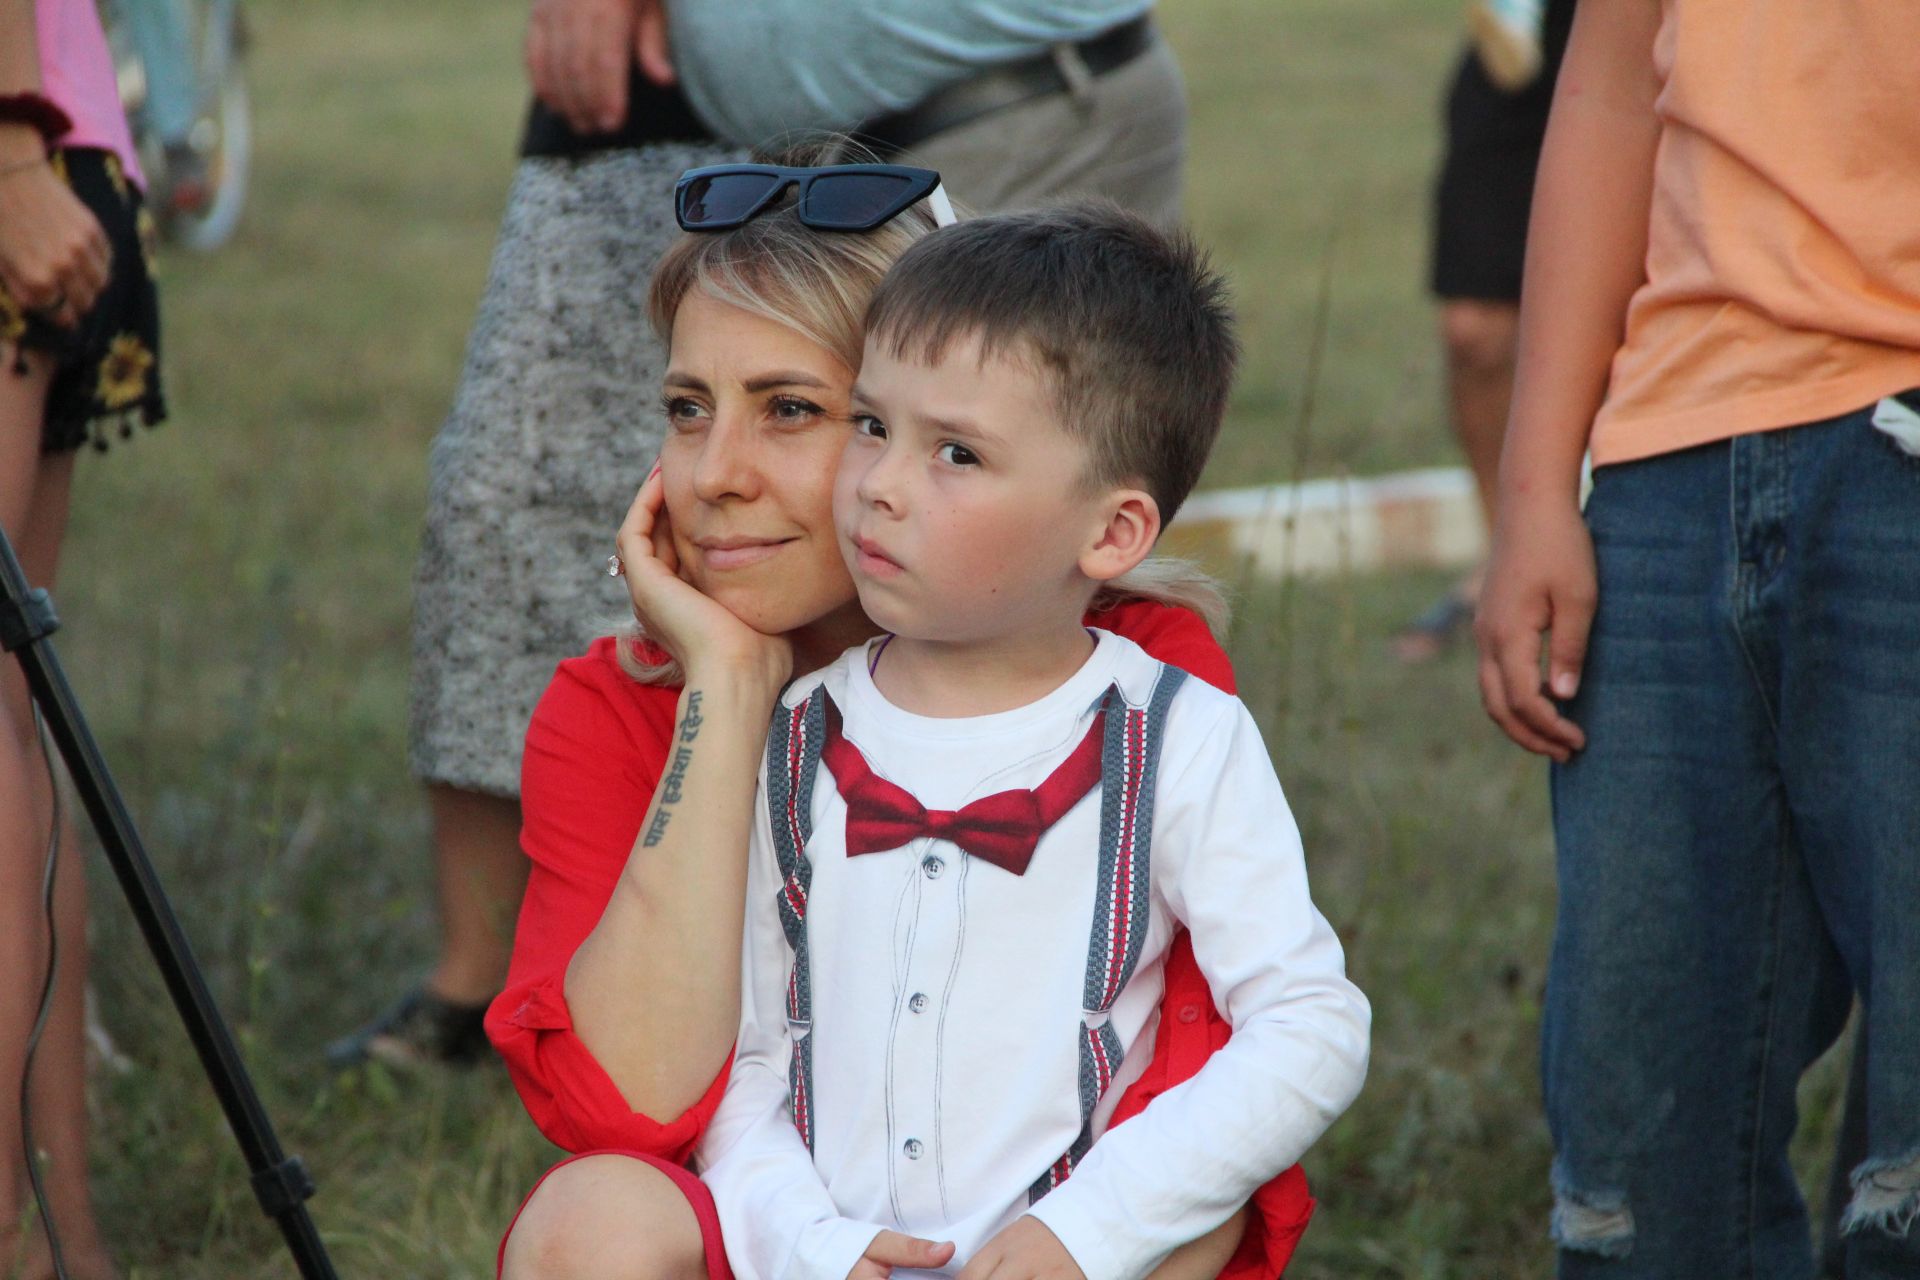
{"left": 1095, "top": 557, "right": 1232, "bottom": 643}
{"left": 620, "top": 141, "right": 1232, "bottom": 683}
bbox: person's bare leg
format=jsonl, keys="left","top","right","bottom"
{"left": 1393, "top": 298, "right": 1519, "bottom": 662}
{"left": 424, "top": 783, "right": 526, "bottom": 1006}
{"left": 325, "top": 783, "right": 524, "bottom": 1067}
{"left": 1, "top": 360, "right": 115, "bottom": 1279}
{"left": 500, "top": 1155, "right": 707, "bottom": 1280}
{"left": 1439, "top": 297, "right": 1520, "bottom": 540}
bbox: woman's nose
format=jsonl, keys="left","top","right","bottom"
{"left": 689, "top": 413, "right": 762, "bottom": 503}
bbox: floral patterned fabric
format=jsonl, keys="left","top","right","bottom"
{"left": 1, "top": 148, "right": 166, "bottom": 454}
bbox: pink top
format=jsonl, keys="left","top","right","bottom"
{"left": 36, "top": 0, "right": 144, "bottom": 189}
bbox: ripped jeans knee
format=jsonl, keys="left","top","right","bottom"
{"left": 1551, "top": 1160, "right": 1636, "bottom": 1259}
{"left": 1841, "top": 1148, "right": 1920, "bottom": 1240}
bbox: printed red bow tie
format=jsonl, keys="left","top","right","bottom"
{"left": 820, "top": 695, "right": 1107, "bottom": 876}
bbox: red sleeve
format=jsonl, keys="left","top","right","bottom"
{"left": 1086, "top": 597, "right": 1237, "bottom": 694}
{"left": 484, "top": 637, "right": 732, "bottom": 1162}
{"left": 1094, "top": 604, "right": 1313, "bottom": 1274}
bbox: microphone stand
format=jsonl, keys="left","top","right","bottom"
{"left": 0, "top": 527, "right": 337, "bottom": 1278}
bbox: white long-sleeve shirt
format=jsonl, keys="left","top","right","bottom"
{"left": 696, "top": 631, "right": 1369, "bottom": 1280}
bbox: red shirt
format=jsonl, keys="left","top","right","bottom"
{"left": 489, "top": 600, "right": 1312, "bottom": 1275}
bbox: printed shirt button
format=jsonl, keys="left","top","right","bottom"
{"left": 903, "top": 1138, "right": 924, "bottom": 1160}
{"left": 1177, "top": 1004, "right": 1202, "bottom": 1024}
{"left": 908, "top": 993, "right": 928, "bottom": 1013}
{"left": 922, "top": 855, "right": 944, "bottom": 879}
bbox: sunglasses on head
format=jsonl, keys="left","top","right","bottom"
{"left": 675, "top": 163, "right": 958, "bottom": 234}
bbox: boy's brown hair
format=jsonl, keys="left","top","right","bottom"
{"left": 863, "top": 201, "right": 1238, "bottom": 525}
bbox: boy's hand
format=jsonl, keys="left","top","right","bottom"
{"left": 1475, "top": 495, "right": 1595, "bottom": 762}
{"left": 956, "top": 1217, "right": 1085, "bottom": 1280}
{"left": 847, "top": 1230, "right": 956, "bottom": 1280}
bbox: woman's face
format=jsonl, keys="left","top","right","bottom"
{"left": 659, "top": 290, "right": 870, "bottom": 652}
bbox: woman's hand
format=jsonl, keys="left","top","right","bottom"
{"left": 0, "top": 131, "right": 110, "bottom": 331}
{"left": 616, "top": 466, "right": 792, "bottom": 692}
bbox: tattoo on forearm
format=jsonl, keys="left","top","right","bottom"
{"left": 642, "top": 691, "right": 704, "bottom": 847}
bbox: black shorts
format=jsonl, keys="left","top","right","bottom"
{"left": 1429, "top": 0, "right": 1576, "bottom": 303}
{"left": 0, "top": 148, "right": 167, "bottom": 454}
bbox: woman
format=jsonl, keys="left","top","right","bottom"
{"left": 488, "top": 172, "right": 1311, "bottom": 1279}
{"left": 3, "top": 0, "right": 166, "bottom": 1274}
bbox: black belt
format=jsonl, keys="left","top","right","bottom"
{"left": 519, "top": 70, "right": 716, "bottom": 160}
{"left": 858, "top": 15, "right": 1157, "bottom": 158}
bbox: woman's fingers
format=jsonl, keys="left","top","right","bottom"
{"left": 0, "top": 164, "right": 112, "bottom": 328}
{"left": 645, "top": 467, "right": 679, "bottom": 574}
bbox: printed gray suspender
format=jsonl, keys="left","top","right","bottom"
{"left": 1029, "top": 664, "right": 1186, "bottom": 1203}
{"left": 766, "top": 687, "right": 827, "bottom": 1152}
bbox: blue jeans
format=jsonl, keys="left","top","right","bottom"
{"left": 121, "top": 0, "right": 199, "bottom": 146}
{"left": 1546, "top": 401, "right": 1920, "bottom": 1278}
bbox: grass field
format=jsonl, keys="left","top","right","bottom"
{"left": 40, "top": 0, "right": 1852, "bottom": 1275}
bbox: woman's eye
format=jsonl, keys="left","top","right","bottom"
{"left": 660, "top": 395, "right": 708, "bottom": 430}
{"left": 853, "top": 413, "right": 887, "bottom": 440}
{"left": 770, "top": 395, "right": 824, "bottom": 423}
{"left": 936, "top": 442, "right": 980, "bottom": 467}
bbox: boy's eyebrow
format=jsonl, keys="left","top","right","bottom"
{"left": 848, "top": 386, "right": 1000, "bottom": 445}
{"left": 916, "top": 411, "right": 999, "bottom": 444}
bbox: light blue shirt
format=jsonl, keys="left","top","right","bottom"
{"left": 668, "top": 1, "right": 1154, "bottom": 148}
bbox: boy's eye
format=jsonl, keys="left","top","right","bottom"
{"left": 853, "top": 413, "right": 887, "bottom": 440}
{"left": 770, "top": 395, "right": 824, "bottom": 423}
{"left": 936, "top": 442, "right": 980, "bottom": 467}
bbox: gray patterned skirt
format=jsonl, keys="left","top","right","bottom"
{"left": 409, "top": 142, "right": 736, "bottom": 797}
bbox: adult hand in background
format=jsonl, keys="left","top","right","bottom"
{"left": 526, "top": 0, "right": 675, "bottom": 136}
{"left": 1474, "top": 493, "right": 1595, "bottom": 763}
{"left": 0, "top": 132, "right": 110, "bottom": 331}
{"left": 846, "top": 1230, "right": 956, "bottom": 1280}
{"left": 616, "top": 466, "right": 792, "bottom": 692}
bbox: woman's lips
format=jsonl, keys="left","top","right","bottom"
{"left": 696, "top": 538, "right": 793, "bottom": 570}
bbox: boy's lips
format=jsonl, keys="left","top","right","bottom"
{"left": 850, "top": 534, "right": 904, "bottom": 578}
{"left": 694, "top": 535, "right": 794, "bottom": 570}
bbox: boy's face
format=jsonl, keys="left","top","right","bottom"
{"left": 836, "top": 331, "right": 1123, "bottom": 646}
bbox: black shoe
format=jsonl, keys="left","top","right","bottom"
{"left": 326, "top": 986, "right": 494, "bottom": 1070}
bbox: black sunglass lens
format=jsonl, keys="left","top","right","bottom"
{"left": 802, "top": 173, "right": 917, "bottom": 229}
{"left": 681, "top": 173, "right": 780, "bottom": 226}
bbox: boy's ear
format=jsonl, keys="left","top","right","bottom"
{"left": 1081, "top": 487, "right": 1161, "bottom": 583}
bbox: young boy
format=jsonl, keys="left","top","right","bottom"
{"left": 695, "top": 206, "right": 1370, "bottom": 1280}
{"left": 1476, "top": 3, "right": 1920, "bottom": 1275}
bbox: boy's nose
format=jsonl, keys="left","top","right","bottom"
{"left": 853, "top": 444, "right": 904, "bottom": 514}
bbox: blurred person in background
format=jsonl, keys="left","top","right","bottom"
{"left": 1, "top": 0, "right": 166, "bottom": 1274}
{"left": 331, "top": 0, "right": 1190, "bottom": 1070}
{"left": 114, "top": 0, "right": 209, "bottom": 215}
{"left": 1392, "top": 0, "right": 1572, "bottom": 662}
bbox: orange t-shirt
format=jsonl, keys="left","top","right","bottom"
{"left": 1590, "top": 0, "right": 1920, "bottom": 467}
